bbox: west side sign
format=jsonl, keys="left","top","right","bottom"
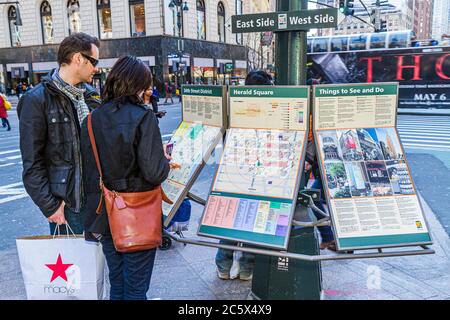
{"left": 231, "top": 8, "right": 337, "bottom": 33}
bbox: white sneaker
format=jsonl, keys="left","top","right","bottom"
{"left": 239, "top": 273, "right": 253, "bottom": 281}
{"left": 217, "top": 268, "right": 231, "bottom": 280}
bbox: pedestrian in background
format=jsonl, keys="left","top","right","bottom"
{"left": 15, "top": 83, "right": 22, "bottom": 99}
{"left": 0, "top": 93, "right": 11, "bottom": 131}
{"left": 80, "top": 56, "right": 172, "bottom": 300}
{"left": 215, "top": 70, "right": 274, "bottom": 281}
{"left": 143, "top": 86, "right": 165, "bottom": 123}
{"left": 18, "top": 32, "right": 101, "bottom": 235}
{"left": 304, "top": 115, "right": 336, "bottom": 251}
{"left": 164, "top": 81, "right": 174, "bottom": 104}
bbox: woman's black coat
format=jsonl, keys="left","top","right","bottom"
{"left": 80, "top": 98, "right": 170, "bottom": 241}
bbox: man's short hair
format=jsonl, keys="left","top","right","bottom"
{"left": 57, "top": 33, "right": 100, "bottom": 66}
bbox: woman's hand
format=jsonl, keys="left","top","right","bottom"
{"left": 169, "top": 162, "right": 181, "bottom": 170}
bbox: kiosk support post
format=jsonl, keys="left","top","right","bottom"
{"left": 250, "top": 0, "right": 322, "bottom": 300}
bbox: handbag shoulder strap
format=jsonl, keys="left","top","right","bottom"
{"left": 87, "top": 113, "right": 103, "bottom": 179}
{"left": 87, "top": 113, "right": 107, "bottom": 214}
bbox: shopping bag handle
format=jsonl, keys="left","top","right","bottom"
{"left": 52, "top": 223, "right": 77, "bottom": 239}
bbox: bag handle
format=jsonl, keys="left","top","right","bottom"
{"left": 52, "top": 223, "right": 77, "bottom": 239}
{"left": 87, "top": 113, "right": 106, "bottom": 214}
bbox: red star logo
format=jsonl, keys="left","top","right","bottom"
{"left": 45, "top": 254, "right": 73, "bottom": 282}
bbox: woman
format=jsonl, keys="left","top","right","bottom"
{"left": 0, "top": 94, "right": 11, "bottom": 131}
{"left": 81, "top": 56, "right": 172, "bottom": 300}
{"left": 143, "top": 86, "right": 165, "bottom": 122}
{"left": 143, "top": 86, "right": 158, "bottom": 112}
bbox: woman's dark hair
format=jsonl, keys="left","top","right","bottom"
{"left": 245, "top": 70, "right": 273, "bottom": 85}
{"left": 102, "top": 56, "right": 153, "bottom": 103}
{"left": 57, "top": 32, "right": 100, "bottom": 65}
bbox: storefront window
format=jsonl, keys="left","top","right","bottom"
{"left": 197, "top": 0, "right": 206, "bottom": 40}
{"left": 8, "top": 6, "right": 21, "bottom": 47}
{"left": 40, "top": 1, "right": 53, "bottom": 44}
{"left": 67, "top": 0, "right": 81, "bottom": 34}
{"left": 97, "top": 0, "right": 112, "bottom": 39}
{"left": 217, "top": 2, "right": 226, "bottom": 43}
{"left": 193, "top": 67, "right": 214, "bottom": 84}
{"left": 130, "top": 0, "right": 146, "bottom": 37}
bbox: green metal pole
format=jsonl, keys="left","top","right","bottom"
{"left": 275, "top": 0, "right": 308, "bottom": 85}
{"left": 275, "top": 0, "right": 289, "bottom": 85}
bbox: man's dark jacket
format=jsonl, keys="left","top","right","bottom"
{"left": 80, "top": 98, "right": 170, "bottom": 240}
{"left": 17, "top": 74, "right": 101, "bottom": 217}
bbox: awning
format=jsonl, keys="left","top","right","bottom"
{"left": 7, "top": 63, "right": 29, "bottom": 72}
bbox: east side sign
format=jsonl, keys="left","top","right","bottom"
{"left": 231, "top": 9, "right": 337, "bottom": 33}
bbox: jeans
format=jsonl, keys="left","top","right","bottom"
{"left": 215, "top": 240, "right": 255, "bottom": 277}
{"left": 309, "top": 175, "right": 335, "bottom": 243}
{"left": 49, "top": 205, "right": 86, "bottom": 235}
{"left": 100, "top": 234, "right": 157, "bottom": 300}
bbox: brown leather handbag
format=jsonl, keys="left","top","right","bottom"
{"left": 87, "top": 113, "right": 173, "bottom": 253}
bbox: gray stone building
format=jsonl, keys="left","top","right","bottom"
{"left": 0, "top": 0, "right": 251, "bottom": 94}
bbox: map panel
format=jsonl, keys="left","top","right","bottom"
{"left": 162, "top": 121, "right": 223, "bottom": 224}
{"left": 213, "top": 128, "right": 305, "bottom": 200}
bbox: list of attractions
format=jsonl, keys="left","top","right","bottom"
{"left": 162, "top": 86, "right": 225, "bottom": 227}
{"left": 198, "top": 87, "right": 308, "bottom": 249}
{"left": 314, "top": 83, "right": 432, "bottom": 250}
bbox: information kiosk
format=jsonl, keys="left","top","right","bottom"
{"left": 313, "top": 83, "right": 433, "bottom": 251}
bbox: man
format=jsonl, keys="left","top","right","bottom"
{"left": 18, "top": 33, "right": 101, "bottom": 234}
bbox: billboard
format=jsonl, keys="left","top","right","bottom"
{"left": 308, "top": 46, "right": 450, "bottom": 109}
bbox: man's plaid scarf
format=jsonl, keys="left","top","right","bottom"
{"left": 52, "top": 69, "right": 90, "bottom": 126}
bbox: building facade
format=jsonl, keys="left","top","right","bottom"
{"left": 0, "top": 0, "right": 258, "bottom": 94}
{"left": 432, "top": 0, "right": 450, "bottom": 40}
{"left": 317, "top": 0, "right": 434, "bottom": 40}
{"left": 240, "top": 0, "right": 275, "bottom": 72}
{"left": 413, "top": 0, "right": 433, "bottom": 40}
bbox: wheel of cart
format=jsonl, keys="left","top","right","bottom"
{"left": 159, "top": 235, "right": 172, "bottom": 250}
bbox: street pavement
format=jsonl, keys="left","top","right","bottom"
{"left": 397, "top": 115, "right": 450, "bottom": 237}
{"left": 0, "top": 97, "right": 449, "bottom": 300}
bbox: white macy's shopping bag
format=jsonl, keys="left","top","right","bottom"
{"left": 16, "top": 235, "right": 105, "bottom": 300}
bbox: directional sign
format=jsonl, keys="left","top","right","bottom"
{"left": 232, "top": 8, "right": 337, "bottom": 33}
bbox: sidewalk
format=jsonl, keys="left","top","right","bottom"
{"left": 1, "top": 188, "right": 449, "bottom": 300}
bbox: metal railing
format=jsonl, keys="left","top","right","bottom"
{"left": 167, "top": 191, "right": 435, "bottom": 262}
